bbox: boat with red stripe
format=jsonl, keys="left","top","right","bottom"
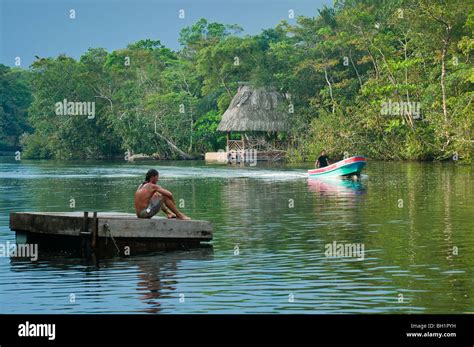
{"left": 308, "top": 156, "right": 367, "bottom": 178}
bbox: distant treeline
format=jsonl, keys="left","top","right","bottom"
{"left": 1, "top": 0, "right": 473, "bottom": 161}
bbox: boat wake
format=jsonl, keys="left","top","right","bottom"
{"left": 0, "top": 163, "right": 308, "bottom": 181}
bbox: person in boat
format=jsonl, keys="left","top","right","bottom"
{"left": 315, "top": 150, "right": 331, "bottom": 168}
{"left": 135, "top": 169, "right": 190, "bottom": 220}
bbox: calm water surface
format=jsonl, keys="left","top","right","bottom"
{"left": 0, "top": 159, "right": 473, "bottom": 313}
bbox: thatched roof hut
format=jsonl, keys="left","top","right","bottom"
{"left": 217, "top": 84, "right": 289, "bottom": 132}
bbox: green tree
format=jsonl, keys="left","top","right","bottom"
{"left": 0, "top": 64, "right": 32, "bottom": 150}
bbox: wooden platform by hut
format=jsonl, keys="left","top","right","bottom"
{"left": 205, "top": 83, "right": 289, "bottom": 164}
{"left": 10, "top": 212, "right": 213, "bottom": 257}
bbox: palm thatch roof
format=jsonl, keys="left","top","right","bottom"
{"left": 217, "top": 84, "right": 289, "bottom": 132}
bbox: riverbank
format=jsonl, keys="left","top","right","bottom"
{"left": 2, "top": 151, "right": 472, "bottom": 166}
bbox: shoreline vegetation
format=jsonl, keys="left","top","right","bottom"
{"left": 0, "top": 1, "right": 473, "bottom": 163}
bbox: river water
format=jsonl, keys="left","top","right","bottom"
{"left": 0, "top": 159, "right": 472, "bottom": 313}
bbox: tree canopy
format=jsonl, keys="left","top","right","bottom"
{"left": 1, "top": 0, "right": 472, "bottom": 162}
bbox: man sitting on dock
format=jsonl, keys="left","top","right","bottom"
{"left": 135, "top": 169, "right": 190, "bottom": 220}
{"left": 316, "top": 150, "right": 330, "bottom": 168}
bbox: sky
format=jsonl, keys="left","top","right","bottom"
{"left": 0, "top": 0, "right": 332, "bottom": 68}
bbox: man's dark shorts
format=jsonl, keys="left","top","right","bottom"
{"left": 137, "top": 196, "right": 163, "bottom": 218}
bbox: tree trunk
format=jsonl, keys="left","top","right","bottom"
{"left": 154, "top": 116, "right": 193, "bottom": 159}
{"left": 401, "top": 37, "right": 414, "bottom": 129}
{"left": 349, "top": 49, "right": 363, "bottom": 89}
{"left": 324, "top": 68, "right": 335, "bottom": 115}
{"left": 440, "top": 41, "right": 449, "bottom": 125}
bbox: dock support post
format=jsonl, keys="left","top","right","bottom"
{"left": 81, "top": 212, "right": 89, "bottom": 257}
{"left": 91, "top": 211, "right": 98, "bottom": 251}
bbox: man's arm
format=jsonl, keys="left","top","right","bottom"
{"left": 144, "top": 183, "right": 173, "bottom": 199}
{"left": 154, "top": 185, "right": 174, "bottom": 200}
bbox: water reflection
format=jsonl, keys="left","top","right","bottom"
{"left": 7, "top": 247, "right": 214, "bottom": 314}
{"left": 133, "top": 248, "right": 214, "bottom": 313}
{"left": 1, "top": 160, "right": 473, "bottom": 313}
{"left": 307, "top": 177, "right": 367, "bottom": 196}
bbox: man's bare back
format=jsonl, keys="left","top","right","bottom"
{"left": 134, "top": 183, "right": 159, "bottom": 213}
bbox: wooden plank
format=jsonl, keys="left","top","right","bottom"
{"left": 10, "top": 212, "right": 213, "bottom": 241}
{"left": 10, "top": 213, "right": 84, "bottom": 236}
{"left": 98, "top": 218, "right": 212, "bottom": 240}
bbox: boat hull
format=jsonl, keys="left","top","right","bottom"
{"left": 308, "top": 156, "right": 367, "bottom": 178}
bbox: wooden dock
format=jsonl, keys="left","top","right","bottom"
{"left": 10, "top": 212, "right": 213, "bottom": 256}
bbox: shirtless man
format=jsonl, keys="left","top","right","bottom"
{"left": 135, "top": 169, "right": 190, "bottom": 220}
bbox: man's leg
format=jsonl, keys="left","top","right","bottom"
{"left": 161, "top": 196, "right": 190, "bottom": 220}
{"left": 161, "top": 202, "right": 176, "bottom": 218}
{"left": 152, "top": 192, "right": 176, "bottom": 218}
